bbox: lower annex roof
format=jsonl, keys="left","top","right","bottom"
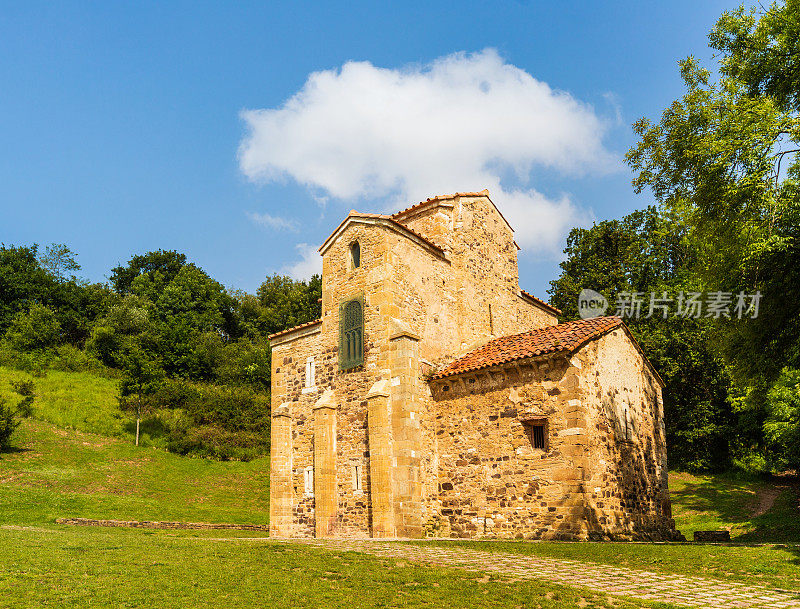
{"left": 430, "top": 316, "right": 624, "bottom": 380}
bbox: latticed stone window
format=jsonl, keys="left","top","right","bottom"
{"left": 339, "top": 298, "right": 363, "bottom": 370}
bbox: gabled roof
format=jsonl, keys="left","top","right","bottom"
{"left": 391, "top": 189, "right": 514, "bottom": 234}
{"left": 430, "top": 316, "right": 662, "bottom": 386}
{"left": 519, "top": 289, "right": 562, "bottom": 316}
{"left": 268, "top": 318, "right": 322, "bottom": 340}
{"left": 317, "top": 212, "right": 447, "bottom": 260}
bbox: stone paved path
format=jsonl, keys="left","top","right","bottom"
{"left": 267, "top": 538, "right": 800, "bottom": 608}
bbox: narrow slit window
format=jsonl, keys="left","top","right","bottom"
{"left": 304, "top": 356, "right": 316, "bottom": 389}
{"left": 349, "top": 241, "right": 361, "bottom": 269}
{"left": 352, "top": 464, "right": 362, "bottom": 492}
{"left": 304, "top": 466, "right": 314, "bottom": 497}
{"left": 523, "top": 420, "right": 547, "bottom": 450}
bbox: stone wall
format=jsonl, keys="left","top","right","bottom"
{"left": 427, "top": 328, "right": 676, "bottom": 541}
{"left": 396, "top": 194, "right": 558, "bottom": 357}
{"left": 577, "top": 328, "right": 675, "bottom": 540}
{"left": 429, "top": 355, "right": 591, "bottom": 540}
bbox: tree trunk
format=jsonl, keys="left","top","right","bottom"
{"left": 135, "top": 416, "right": 140, "bottom": 447}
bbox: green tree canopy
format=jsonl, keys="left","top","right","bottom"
{"left": 254, "top": 274, "right": 321, "bottom": 337}
{"left": 626, "top": 1, "right": 800, "bottom": 385}
{"left": 549, "top": 208, "right": 734, "bottom": 471}
{"left": 110, "top": 250, "right": 187, "bottom": 296}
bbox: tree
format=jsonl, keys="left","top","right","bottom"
{"left": 0, "top": 398, "right": 19, "bottom": 452}
{"left": 0, "top": 244, "right": 53, "bottom": 332}
{"left": 626, "top": 1, "right": 800, "bottom": 470}
{"left": 763, "top": 367, "right": 800, "bottom": 471}
{"left": 626, "top": 1, "right": 800, "bottom": 386}
{"left": 549, "top": 208, "right": 735, "bottom": 471}
{"left": 255, "top": 274, "right": 322, "bottom": 336}
{"left": 109, "top": 250, "right": 187, "bottom": 296}
{"left": 0, "top": 380, "right": 34, "bottom": 451}
{"left": 119, "top": 347, "right": 164, "bottom": 446}
{"left": 39, "top": 243, "right": 80, "bottom": 282}
{"left": 4, "top": 303, "right": 62, "bottom": 351}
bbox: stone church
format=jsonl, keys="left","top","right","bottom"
{"left": 269, "top": 190, "right": 678, "bottom": 540}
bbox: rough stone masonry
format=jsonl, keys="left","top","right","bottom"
{"left": 269, "top": 190, "right": 679, "bottom": 541}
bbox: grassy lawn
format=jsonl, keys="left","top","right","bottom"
{"left": 2, "top": 366, "right": 799, "bottom": 605}
{"left": 0, "top": 526, "right": 677, "bottom": 609}
{"left": 0, "top": 418, "right": 270, "bottom": 525}
{"left": 0, "top": 366, "right": 125, "bottom": 438}
{"left": 670, "top": 471, "right": 800, "bottom": 542}
{"left": 419, "top": 539, "right": 800, "bottom": 592}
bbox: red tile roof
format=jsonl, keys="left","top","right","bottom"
{"left": 268, "top": 318, "right": 322, "bottom": 340}
{"left": 392, "top": 190, "right": 491, "bottom": 220}
{"left": 430, "top": 316, "right": 623, "bottom": 379}
{"left": 519, "top": 289, "right": 562, "bottom": 316}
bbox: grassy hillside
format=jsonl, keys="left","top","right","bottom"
{"left": 0, "top": 367, "right": 269, "bottom": 525}
{"left": 670, "top": 471, "right": 800, "bottom": 542}
{"left": 0, "top": 367, "right": 124, "bottom": 439}
{"left": 0, "top": 418, "right": 270, "bottom": 525}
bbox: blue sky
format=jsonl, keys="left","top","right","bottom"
{"left": 1, "top": 1, "right": 738, "bottom": 299}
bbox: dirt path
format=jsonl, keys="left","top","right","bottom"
{"left": 754, "top": 486, "right": 783, "bottom": 517}
{"left": 752, "top": 474, "right": 800, "bottom": 518}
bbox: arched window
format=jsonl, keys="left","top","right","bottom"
{"left": 349, "top": 241, "right": 361, "bottom": 269}
{"left": 339, "top": 299, "right": 363, "bottom": 370}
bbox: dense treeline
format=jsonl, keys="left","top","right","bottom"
{"left": 0, "top": 244, "right": 320, "bottom": 458}
{"left": 552, "top": 1, "right": 800, "bottom": 473}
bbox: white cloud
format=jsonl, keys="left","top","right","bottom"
{"left": 284, "top": 243, "right": 322, "bottom": 280}
{"left": 246, "top": 211, "right": 298, "bottom": 232}
{"left": 239, "top": 48, "right": 617, "bottom": 253}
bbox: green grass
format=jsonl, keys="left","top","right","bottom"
{"left": 0, "top": 526, "right": 677, "bottom": 609}
{"left": 420, "top": 539, "right": 800, "bottom": 592}
{"left": 670, "top": 470, "right": 800, "bottom": 542}
{"left": 0, "top": 367, "right": 125, "bottom": 438}
{"left": 2, "top": 366, "right": 799, "bottom": 604}
{"left": 0, "top": 418, "right": 270, "bottom": 525}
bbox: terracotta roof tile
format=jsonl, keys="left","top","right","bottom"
{"left": 431, "top": 316, "right": 622, "bottom": 379}
{"left": 391, "top": 190, "right": 491, "bottom": 220}
{"left": 268, "top": 318, "right": 322, "bottom": 340}
{"left": 519, "top": 289, "right": 562, "bottom": 316}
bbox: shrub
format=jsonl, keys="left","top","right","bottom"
{"left": 10, "top": 379, "right": 35, "bottom": 418}
{"left": 0, "top": 398, "right": 20, "bottom": 450}
{"left": 764, "top": 368, "right": 800, "bottom": 472}
{"left": 0, "top": 341, "right": 48, "bottom": 377}
{"left": 167, "top": 425, "right": 267, "bottom": 461}
{"left": 4, "top": 303, "right": 61, "bottom": 351}
{"left": 50, "top": 344, "right": 112, "bottom": 376}
{"left": 138, "top": 379, "right": 271, "bottom": 460}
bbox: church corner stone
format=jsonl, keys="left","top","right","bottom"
{"left": 268, "top": 191, "right": 679, "bottom": 541}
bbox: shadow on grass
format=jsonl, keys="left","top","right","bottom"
{"left": 122, "top": 416, "right": 171, "bottom": 443}
{"left": 0, "top": 445, "right": 32, "bottom": 455}
{"left": 672, "top": 472, "right": 800, "bottom": 545}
